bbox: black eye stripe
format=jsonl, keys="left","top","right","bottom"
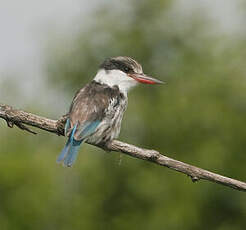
{"left": 100, "top": 59, "right": 133, "bottom": 73}
{"left": 124, "top": 66, "right": 130, "bottom": 72}
{"left": 112, "top": 60, "right": 132, "bottom": 73}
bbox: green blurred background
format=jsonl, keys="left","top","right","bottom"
{"left": 0, "top": 0, "right": 246, "bottom": 229}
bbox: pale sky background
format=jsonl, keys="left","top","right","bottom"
{"left": 0, "top": 0, "right": 245, "bottom": 112}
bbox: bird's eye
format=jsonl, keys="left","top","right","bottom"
{"left": 124, "top": 67, "right": 130, "bottom": 72}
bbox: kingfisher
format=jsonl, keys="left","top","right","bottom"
{"left": 57, "top": 56, "right": 163, "bottom": 167}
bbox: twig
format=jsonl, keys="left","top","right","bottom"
{"left": 0, "top": 103, "right": 245, "bottom": 192}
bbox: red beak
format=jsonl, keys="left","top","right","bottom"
{"left": 128, "top": 73, "right": 164, "bottom": 85}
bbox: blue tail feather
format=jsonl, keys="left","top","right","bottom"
{"left": 63, "top": 139, "right": 82, "bottom": 167}
{"left": 57, "top": 120, "right": 101, "bottom": 167}
{"left": 56, "top": 139, "right": 70, "bottom": 163}
{"left": 57, "top": 123, "right": 81, "bottom": 166}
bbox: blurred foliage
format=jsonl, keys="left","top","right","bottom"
{"left": 1, "top": 0, "right": 246, "bottom": 229}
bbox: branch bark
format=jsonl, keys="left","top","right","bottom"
{"left": 0, "top": 103, "right": 246, "bottom": 192}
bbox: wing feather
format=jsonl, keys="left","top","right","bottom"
{"left": 66, "top": 81, "right": 123, "bottom": 141}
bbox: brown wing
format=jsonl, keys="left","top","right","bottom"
{"left": 66, "top": 81, "right": 123, "bottom": 140}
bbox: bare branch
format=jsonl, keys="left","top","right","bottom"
{"left": 0, "top": 103, "right": 246, "bottom": 192}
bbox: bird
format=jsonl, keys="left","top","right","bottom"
{"left": 57, "top": 56, "right": 163, "bottom": 167}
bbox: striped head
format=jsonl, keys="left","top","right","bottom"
{"left": 94, "top": 56, "right": 163, "bottom": 94}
